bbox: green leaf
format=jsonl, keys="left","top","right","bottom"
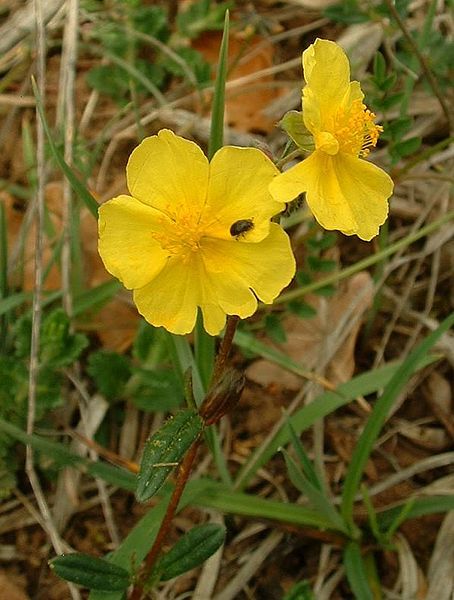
{"left": 87, "top": 351, "right": 131, "bottom": 401}
{"left": 132, "top": 367, "right": 184, "bottom": 412}
{"left": 380, "top": 72, "right": 397, "bottom": 92}
{"left": 386, "top": 116, "right": 413, "bottom": 141}
{"left": 50, "top": 553, "right": 130, "bottom": 591}
{"left": 40, "top": 309, "right": 88, "bottom": 367}
{"left": 288, "top": 300, "right": 317, "bottom": 319}
{"left": 279, "top": 111, "right": 315, "bottom": 152}
{"left": 161, "top": 47, "right": 211, "bottom": 85}
{"left": 14, "top": 309, "right": 88, "bottom": 367}
{"left": 136, "top": 409, "right": 204, "bottom": 502}
{"left": 283, "top": 581, "right": 315, "bottom": 600}
{"left": 313, "top": 284, "right": 336, "bottom": 297}
{"left": 296, "top": 270, "right": 312, "bottom": 286}
{"left": 341, "top": 313, "right": 454, "bottom": 529}
{"left": 306, "top": 232, "right": 337, "bottom": 251}
{"left": 86, "top": 65, "right": 129, "bottom": 99}
{"left": 307, "top": 256, "right": 337, "bottom": 273}
{"left": 159, "top": 523, "right": 226, "bottom": 580}
{"left": 392, "top": 136, "right": 422, "bottom": 158}
{"left": 343, "top": 542, "right": 374, "bottom": 600}
{"left": 176, "top": 0, "right": 232, "bottom": 39}
{"left": 265, "top": 314, "right": 287, "bottom": 344}
{"left": 379, "top": 92, "right": 405, "bottom": 111}
{"left": 324, "top": 0, "right": 368, "bottom": 24}
{"left": 378, "top": 495, "right": 454, "bottom": 530}
{"left": 373, "top": 51, "right": 386, "bottom": 85}
{"left": 132, "top": 5, "right": 168, "bottom": 39}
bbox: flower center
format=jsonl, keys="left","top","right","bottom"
{"left": 316, "top": 99, "right": 383, "bottom": 158}
{"left": 152, "top": 209, "right": 204, "bottom": 263}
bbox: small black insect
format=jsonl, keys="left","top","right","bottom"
{"left": 230, "top": 219, "right": 254, "bottom": 238}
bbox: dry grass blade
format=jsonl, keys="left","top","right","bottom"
{"left": 426, "top": 511, "right": 454, "bottom": 600}
{"left": 394, "top": 533, "right": 425, "bottom": 599}
{"left": 25, "top": 3, "right": 79, "bottom": 597}
{"left": 214, "top": 530, "right": 283, "bottom": 600}
{"left": 0, "top": 0, "right": 65, "bottom": 55}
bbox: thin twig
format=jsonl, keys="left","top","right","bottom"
{"left": 27, "top": 2, "right": 79, "bottom": 599}
{"left": 56, "top": 0, "right": 79, "bottom": 316}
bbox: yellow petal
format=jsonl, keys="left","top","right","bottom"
{"left": 199, "top": 303, "right": 227, "bottom": 337}
{"left": 201, "top": 223, "right": 295, "bottom": 308}
{"left": 204, "top": 146, "right": 283, "bottom": 242}
{"left": 302, "top": 39, "right": 351, "bottom": 113}
{"left": 98, "top": 195, "right": 169, "bottom": 289}
{"left": 126, "top": 129, "right": 209, "bottom": 215}
{"left": 270, "top": 151, "right": 393, "bottom": 241}
{"left": 133, "top": 257, "right": 199, "bottom": 335}
{"left": 132, "top": 224, "right": 295, "bottom": 336}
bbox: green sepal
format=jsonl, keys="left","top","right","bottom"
{"left": 136, "top": 409, "right": 203, "bottom": 502}
{"left": 158, "top": 523, "right": 226, "bottom": 581}
{"left": 279, "top": 110, "right": 315, "bottom": 152}
{"left": 49, "top": 553, "right": 130, "bottom": 591}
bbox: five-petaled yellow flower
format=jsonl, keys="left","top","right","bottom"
{"left": 270, "top": 38, "right": 394, "bottom": 241}
{"left": 98, "top": 129, "right": 295, "bottom": 335}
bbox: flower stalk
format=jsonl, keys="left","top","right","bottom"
{"left": 129, "top": 317, "right": 242, "bottom": 599}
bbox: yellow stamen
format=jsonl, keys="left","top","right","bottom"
{"left": 152, "top": 209, "right": 205, "bottom": 263}
{"left": 320, "top": 99, "right": 382, "bottom": 158}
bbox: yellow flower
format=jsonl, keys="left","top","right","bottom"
{"left": 269, "top": 38, "right": 394, "bottom": 241}
{"left": 98, "top": 129, "right": 295, "bottom": 335}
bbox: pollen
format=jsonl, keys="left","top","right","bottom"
{"left": 333, "top": 99, "right": 382, "bottom": 157}
{"left": 152, "top": 209, "right": 205, "bottom": 262}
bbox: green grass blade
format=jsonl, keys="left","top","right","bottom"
{"left": 234, "top": 329, "right": 327, "bottom": 380}
{"left": 195, "top": 312, "right": 215, "bottom": 390}
{"left": 340, "top": 313, "right": 454, "bottom": 528}
{"left": 344, "top": 542, "right": 374, "bottom": 600}
{"left": 378, "top": 495, "right": 454, "bottom": 530}
{"left": 276, "top": 211, "right": 454, "bottom": 304}
{"left": 282, "top": 450, "right": 348, "bottom": 534}
{"left": 194, "top": 483, "right": 338, "bottom": 530}
{"left": 0, "top": 292, "right": 31, "bottom": 316}
{"left": 234, "top": 353, "right": 437, "bottom": 491}
{"left": 166, "top": 333, "right": 205, "bottom": 404}
{"left": 31, "top": 77, "right": 99, "bottom": 218}
{"left": 72, "top": 280, "right": 122, "bottom": 316}
{"left": 194, "top": 10, "right": 230, "bottom": 387}
{"left": 208, "top": 9, "right": 229, "bottom": 159}
{"left": 287, "top": 420, "right": 322, "bottom": 490}
{"left": 0, "top": 202, "right": 8, "bottom": 349}
{"left": 0, "top": 418, "right": 135, "bottom": 491}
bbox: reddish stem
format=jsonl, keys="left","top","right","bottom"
{"left": 211, "top": 315, "right": 239, "bottom": 384}
{"left": 130, "top": 315, "right": 240, "bottom": 599}
{"left": 129, "top": 440, "right": 200, "bottom": 600}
